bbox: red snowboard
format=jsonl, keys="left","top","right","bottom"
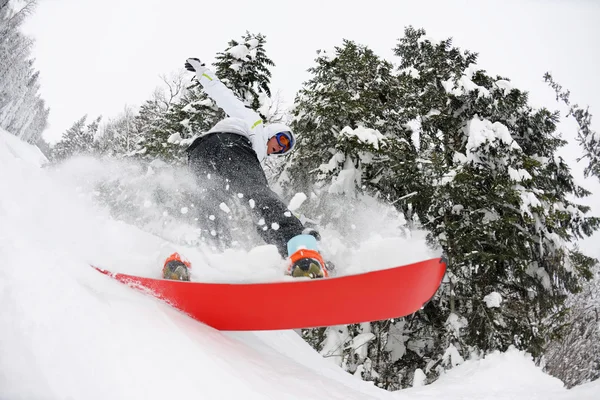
{"left": 92, "top": 258, "right": 446, "bottom": 331}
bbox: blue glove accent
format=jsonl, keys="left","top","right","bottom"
{"left": 287, "top": 234, "right": 318, "bottom": 256}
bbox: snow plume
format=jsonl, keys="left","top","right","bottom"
{"left": 287, "top": 192, "right": 308, "bottom": 212}
{"left": 290, "top": 187, "right": 436, "bottom": 276}
{"left": 47, "top": 156, "right": 262, "bottom": 252}
{"left": 50, "top": 157, "right": 434, "bottom": 281}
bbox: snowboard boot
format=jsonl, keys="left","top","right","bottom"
{"left": 286, "top": 234, "right": 329, "bottom": 279}
{"left": 288, "top": 249, "right": 328, "bottom": 279}
{"left": 162, "top": 252, "right": 191, "bottom": 281}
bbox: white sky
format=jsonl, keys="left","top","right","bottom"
{"left": 20, "top": 0, "right": 600, "bottom": 255}
{"left": 22, "top": 0, "right": 599, "bottom": 141}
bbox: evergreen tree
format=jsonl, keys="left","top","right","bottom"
{"left": 291, "top": 27, "right": 599, "bottom": 389}
{"left": 392, "top": 26, "right": 598, "bottom": 367}
{"left": 35, "top": 135, "right": 51, "bottom": 159}
{"left": 284, "top": 39, "right": 424, "bottom": 390}
{"left": 283, "top": 40, "right": 410, "bottom": 230}
{"left": 96, "top": 106, "right": 139, "bottom": 158}
{"left": 132, "top": 74, "right": 198, "bottom": 163}
{"left": 544, "top": 73, "right": 600, "bottom": 181}
{"left": 135, "top": 32, "right": 277, "bottom": 164}
{"left": 544, "top": 264, "right": 600, "bottom": 387}
{"left": 0, "top": 0, "right": 49, "bottom": 142}
{"left": 141, "top": 84, "right": 223, "bottom": 163}
{"left": 213, "top": 32, "right": 275, "bottom": 120}
{"left": 51, "top": 115, "right": 102, "bottom": 162}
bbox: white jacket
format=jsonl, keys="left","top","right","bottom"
{"left": 191, "top": 63, "right": 294, "bottom": 162}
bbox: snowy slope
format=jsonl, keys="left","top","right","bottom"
{"left": 0, "top": 129, "right": 597, "bottom": 399}
{"left": 0, "top": 129, "right": 47, "bottom": 167}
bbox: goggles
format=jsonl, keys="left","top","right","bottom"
{"left": 274, "top": 131, "right": 294, "bottom": 154}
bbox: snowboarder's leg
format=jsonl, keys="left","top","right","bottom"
{"left": 209, "top": 135, "right": 327, "bottom": 277}
{"left": 286, "top": 234, "right": 328, "bottom": 278}
{"left": 187, "top": 134, "right": 233, "bottom": 251}
{"left": 204, "top": 134, "right": 304, "bottom": 257}
{"left": 187, "top": 133, "right": 328, "bottom": 278}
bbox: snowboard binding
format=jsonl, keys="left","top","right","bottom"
{"left": 286, "top": 234, "right": 329, "bottom": 279}
{"left": 288, "top": 248, "right": 328, "bottom": 279}
{"left": 162, "top": 252, "right": 192, "bottom": 281}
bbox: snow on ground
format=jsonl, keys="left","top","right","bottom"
{"left": 0, "top": 129, "right": 47, "bottom": 167}
{"left": 1, "top": 129, "right": 597, "bottom": 399}
{"left": 403, "top": 347, "right": 595, "bottom": 400}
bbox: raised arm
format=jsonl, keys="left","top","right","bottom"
{"left": 185, "top": 58, "right": 262, "bottom": 126}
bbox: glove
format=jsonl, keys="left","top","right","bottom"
{"left": 302, "top": 227, "right": 321, "bottom": 241}
{"left": 185, "top": 58, "right": 205, "bottom": 72}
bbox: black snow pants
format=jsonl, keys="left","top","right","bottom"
{"left": 186, "top": 132, "right": 304, "bottom": 257}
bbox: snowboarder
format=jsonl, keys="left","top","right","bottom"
{"left": 162, "top": 57, "right": 328, "bottom": 281}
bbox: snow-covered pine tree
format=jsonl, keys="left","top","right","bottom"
{"left": 213, "top": 32, "right": 274, "bottom": 120}
{"left": 291, "top": 27, "right": 599, "bottom": 390}
{"left": 544, "top": 73, "right": 600, "bottom": 181}
{"left": 286, "top": 39, "right": 420, "bottom": 389}
{"left": 132, "top": 74, "right": 199, "bottom": 163}
{"left": 50, "top": 115, "right": 102, "bottom": 162}
{"left": 0, "top": 0, "right": 49, "bottom": 142}
{"left": 95, "top": 106, "right": 139, "bottom": 158}
{"left": 541, "top": 74, "right": 600, "bottom": 387}
{"left": 283, "top": 40, "right": 409, "bottom": 228}
{"left": 136, "top": 32, "right": 276, "bottom": 164}
{"left": 132, "top": 97, "right": 173, "bottom": 161}
{"left": 544, "top": 263, "right": 600, "bottom": 387}
{"left": 390, "top": 26, "right": 599, "bottom": 380}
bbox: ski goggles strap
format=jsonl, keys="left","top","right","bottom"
{"left": 274, "top": 131, "right": 294, "bottom": 154}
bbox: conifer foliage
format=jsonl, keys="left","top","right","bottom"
{"left": 0, "top": 0, "right": 49, "bottom": 142}
{"left": 291, "top": 27, "right": 599, "bottom": 389}
{"left": 284, "top": 40, "right": 409, "bottom": 230}
{"left": 51, "top": 115, "right": 102, "bottom": 162}
{"left": 213, "top": 32, "right": 274, "bottom": 119}
{"left": 396, "top": 26, "right": 598, "bottom": 367}
{"left": 544, "top": 73, "right": 600, "bottom": 181}
{"left": 544, "top": 264, "right": 600, "bottom": 388}
{"left": 131, "top": 74, "right": 192, "bottom": 163}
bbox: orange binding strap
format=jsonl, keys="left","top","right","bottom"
{"left": 163, "top": 252, "right": 192, "bottom": 272}
{"left": 288, "top": 249, "right": 329, "bottom": 278}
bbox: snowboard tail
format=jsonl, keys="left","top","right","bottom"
{"left": 92, "top": 258, "right": 446, "bottom": 331}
